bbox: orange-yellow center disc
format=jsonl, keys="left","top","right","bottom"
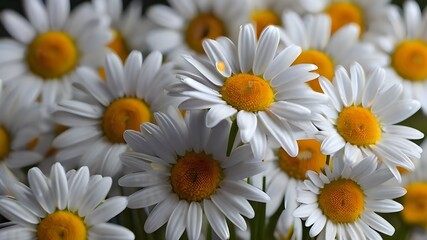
{"left": 37, "top": 211, "right": 87, "bottom": 240}
{"left": 292, "top": 50, "right": 335, "bottom": 92}
{"left": 402, "top": 182, "right": 427, "bottom": 226}
{"left": 102, "top": 98, "right": 152, "bottom": 143}
{"left": 185, "top": 13, "right": 226, "bottom": 54}
{"left": 325, "top": 2, "right": 364, "bottom": 35}
{"left": 278, "top": 139, "right": 326, "bottom": 180}
{"left": 27, "top": 32, "right": 78, "bottom": 79}
{"left": 318, "top": 178, "right": 365, "bottom": 223}
{"left": 221, "top": 73, "right": 274, "bottom": 112}
{"left": 392, "top": 40, "right": 427, "bottom": 81}
{"left": 336, "top": 106, "right": 381, "bottom": 146}
{"left": 0, "top": 126, "right": 10, "bottom": 161}
{"left": 171, "top": 151, "right": 222, "bottom": 202}
{"left": 251, "top": 9, "right": 281, "bottom": 38}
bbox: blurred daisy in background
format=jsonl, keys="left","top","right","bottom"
{"left": 0, "top": 162, "right": 134, "bottom": 239}
{"left": 294, "top": 155, "right": 406, "bottom": 239}
{"left": 0, "top": 0, "right": 111, "bottom": 106}
{"left": 372, "top": 1, "right": 427, "bottom": 115}
{"left": 300, "top": 0, "right": 393, "bottom": 37}
{"left": 169, "top": 24, "right": 328, "bottom": 160}
{"left": 52, "top": 50, "right": 180, "bottom": 177}
{"left": 280, "top": 12, "right": 388, "bottom": 93}
{"left": 119, "top": 109, "right": 269, "bottom": 240}
{"left": 315, "top": 62, "right": 423, "bottom": 182}
{"left": 144, "top": 0, "right": 248, "bottom": 61}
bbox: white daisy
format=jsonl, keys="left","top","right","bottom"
{"left": 370, "top": 1, "right": 427, "bottom": 115}
{"left": 314, "top": 62, "right": 423, "bottom": 182}
{"left": 0, "top": 83, "right": 46, "bottom": 170}
{"left": 93, "top": 0, "right": 151, "bottom": 61}
{"left": 0, "top": 0, "right": 111, "bottom": 105}
{"left": 295, "top": 0, "right": 393, "bottom": 37}
{"left": 280, "top": 12, "right": 388, "bottom": 93}
{"left": 0, "top": 162, "right": 134, "bottom": 239}
{"left": 169, "top": 23, "right": 328, "bottom": 160}
{"left": 293, "top": 154, "right": 406, "bottom": 239}
{"left": 119, "top": 109, "right": 270, "bottom": 240}
{"left": 145, "top": 0, "right": 248, "bottom": 60}
{"left": 263, "top": 139, "right": 327, "bottom": 240}
{"left": 52, "top": 50, "right": 180, "bottom": 177}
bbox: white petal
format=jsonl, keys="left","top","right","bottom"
{"left": 78, "top": 177, "right": 112, "bottom": 217}
{"left": 0, "top": 10, "right": 35, "bottom": 43}
{"left": 264, "top": 45, "right": 302, "bottom": 80}
{"left": 127, "top": 185, "right": 172, "bottom": 209}
{"left": 23, "top": 0, "right": 48, "bottom": 33}
{"left": 89, "top": 223, "right": 135, "bottom": 240}
{"left": 28, "top": 167, "right": 55, "bottom": 214}
{"left": 203, "top": 200, "right": 230, "bottom": 240}
{"left": 361, "top": 211, "right": 394, "bottom": 236}
{"left": 147, "top": 5, "right": 184, "bottom": 30}
{"left": 0, "top": 197, "right": 40, "bottom": 225}
{"left": 203, "top": 39, "right": 231, "bottom": 77}
{"left": 187, "top": 202, "right": 203, "bottom": 240}
{"left": 50, "top": 163, "right": 68, "bottom": 210}
{"left": 238, "top": 24, "right": 256, "bottom": 73}
{"left": 144, "top": 195, "right": 179, "bottom": 233}
{"left": 166, "top": 200, "right": 188, "bottom": 240}
{"left": 206, "top": 105, "right": 237, "bottom": 128}
{"left": 105, "top": 52, "right": 125, "bottom": 98}
{"left": 253, "top": 26, "right": 280, "bottom": 75}
{"left": 237, "top": 111, "right": 257, "bottom": 143}
{"left": 85, "top": 196, "right": 128, "bottom": 225}
{"left": 47, "top": 0, "right": 69, "bottom": 30}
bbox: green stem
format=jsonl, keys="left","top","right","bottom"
{"left": 226, "top": 120, "right": 239, "bottom": 157}
{"left": 264, "top": 202, "right": 285, "bottom": 239}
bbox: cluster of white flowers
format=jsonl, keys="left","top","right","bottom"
{"left": 0, "top": 0, "right": 426, "bottom": 240}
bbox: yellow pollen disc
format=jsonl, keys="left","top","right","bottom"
{"left": 292, "top": 50, "right": 335, "bottom": 92}
{"left": 27, "top": 31, "right": 78, "bottom": 79}
{"left": 318, "top": 179, "right": 365, "bottom": 223}
{"left": 221, "top": 73, "right": 274, "bottom": 112}
{"left": 251, "top": 9, "right": 281, "bottom": 38}
{"left": 0, "top": 127, "right": 10, "bottom": 161}
{"left": 37, "top": 210, "right": 87, "bottom": 240}
{"left": 325, "top": 2, "right": 364, "bottom": 35}
{"left": 336, "top": 106, "right": 381, "bottom": 146}
{"left": 102, "top": 98, "right": 152, "bottom": 143}
{"left": 392, "top": 40, "right": 427, "bottom": 81}
{"left": 107, "top": 30, "right": 129, "bottom": 62}
{"left": 171, "top": 151, "right": 223, "bottom": 202}
{"left": 402, "top": 182, "right": 427, "bottom": 226}
{"left": 278, "top": 139, "right": 326, "bottom": 180}
{"left": 185, "top": 13, "right": 226, "bottom": 54}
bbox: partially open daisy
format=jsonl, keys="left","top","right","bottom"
{"left": 52, "top": 50, "right": 180, "bottom": 177}
{"left": 0, "top": 0, "right": 111, "bottom": 105}
{"left": 281, "top": 12, "right": 387, "bottom": 93}
{"left": 0, "top": 162, "right": 134, "bottom": 239}
{"left": 119, "top": 109, "right": 269, "bottom": 240}
{"left": 93, "top": 0, "right": 150, "bottom": 62}
{"left": 145, "top": 0, "right": 248, "bottom": 60}
{"left": 169, "top": 24, "right": 327, "bottom": 160}
{"left": 400, "top": 140, "right": 427, "bottom": 228}
{"left": 294, "top": 154, "right": 406, "bottom": 239}
{"left": 371, "top": 1, "right": 427, "bottom": 115}
{"left": 296, "top": 0, "right": 392, "bottom": 36}
{"left": 314, "top": 62, "right": 423, "bottom": 182}
{"left": 264, "top": 138, "right": 327, "bottom": 240}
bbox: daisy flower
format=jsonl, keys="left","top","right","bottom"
{"left": 296, "top": 0, "right": 392, "bottom": 36}
{"left": 0, "top": 0, "right": 111, "bottom": 105}
{"left": 400, "top": 139, "right": 427, "bottom": 228}
{"left": 93, "top": 0, "right": 151, "bottom": 62}
{"left": 52, "top": 50, "right": 180, "bottom": 177}
{"left": 315, "top": 62, "right": 423, "bottom": 182}
{"left": 0, "top": 162, "right": 134, "bottom": 239}
{"left": 293, "top": 154, "right": 406, "bottom": 239}
{"left": 264, "top": 139, "right": 327, "bottom": 240}
{"left": 0, "top": 83, "right": 47, "bottom": 171}
{"left": 169, "top": 24, "right": 327, "bottom": 160}
{"left": 371, "top": 1, "right": 427, "bottom": 115}
{"left": 119, "top": 109, "right": 270, "bottom": 240}
{"left": 281, "top": 12, "right": 387, "bottom": 93}
{"left": 145, "top": 0, "right": 248, "bottom": 60}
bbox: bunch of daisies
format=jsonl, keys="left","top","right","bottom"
{"left": 0, "top": 0, "right": 426, "bottom": 239}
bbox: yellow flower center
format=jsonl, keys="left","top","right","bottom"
{"left": 171, "top": 151, "right": 223, "bottom": 202}
{"left": 102, "top": 98, "right": 152, "bottom": 143}
{"left": 318, "top": 178, "right": 365, "bottom": 223}
{"left": 325, "top": 2, "right": 364, "bottom": 35}
{"left": 292, "top": 50, "right": 335, "bottom": 93}
{"left": 220, "top": 73, "right": 274, "bottom": 112}
{"left": 37, "top": 210, "right": 87, "bottom": 240}
{"left": 27, "top": 32, "right": 78, "bottom": 79}
{"left": 278, "top": 139, "right": 326, "bottom": 180}
{"left": 185, "top": 13, "right": 226, "bottom": 54}
{"left": 402, "top": 182, "right": 427, "bottom": 226}
{"left": 391, "top": 40, "right": 427, "bottom": 81}
{"left": 251, "top": 9, "right": 281, "bottom": 38}
{"left": 336, "top": 106, "right": 381, "bottom": 146}
{"left": 107, "top": 30, "right": 129, "bottom": 62}
{"left": 0, "top": 126, "right": 10, "bottom": 161}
